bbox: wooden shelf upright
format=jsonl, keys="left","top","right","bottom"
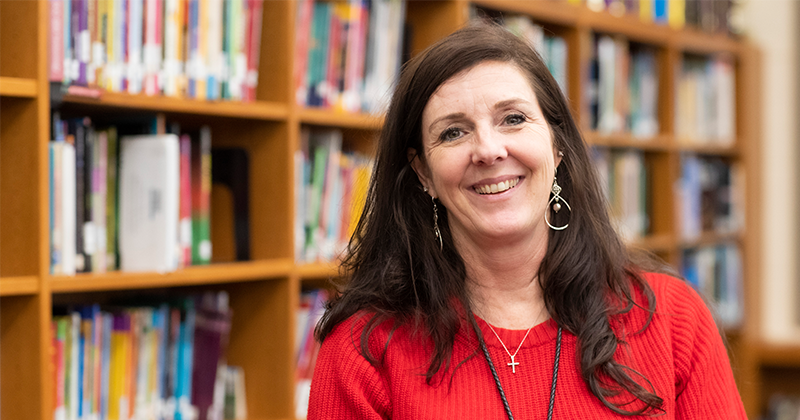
{"left": 0, "top": 1, "right": 789, "bottom": 419}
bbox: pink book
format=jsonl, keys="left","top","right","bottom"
{"left": 179, "top": 134, "right": 192, "bottom": 268}
{"left": 49, "top": 0, "right": 65, "bottom": 81}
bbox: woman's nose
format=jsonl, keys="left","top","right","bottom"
{"left": 471, "top": 127, "right": 508, "bottom": 165}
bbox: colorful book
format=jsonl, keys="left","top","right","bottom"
{"left": 191, "top": 126, "right": 212, "bottom": 265}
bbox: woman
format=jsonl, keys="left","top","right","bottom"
{"left": 308, "top": 23, "right": 746, "bottom": 419}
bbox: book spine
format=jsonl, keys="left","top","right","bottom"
{"left": 93, "top": 130, "right": 108, "bottom": 273}
{"left": 105, "top": 127, "right": 119, "bottom": 271}
{"left": 179, "top": 134, "right": 193, "bottom": 268}
{"left": 206, "top": 0, "right": 223, "bottom": 100}
{"left": 50, "top": 0, "right": 66, "bottom": 82}
{"left": 244, "top": 0, "right": 263, "bottom": 102}
{"left": 191, "top": 126, "right": 212, "bottom": 264}
{"left": 127, "top": 0, "right": 144, "bottom": 94}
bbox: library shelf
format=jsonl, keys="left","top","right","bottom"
{"left": 674, "top": 140, "right": 740, "bottom": 157}
{"left": 585, "top": 132, "right": 673, "bottom": 151}
{"left": 295, "top": 261, "right": 340, "bottom": 281}
{"left": 472, "top": 0, "right": 581, "bottom": 27}
{"left": 678, "top": 231, "right": 744, "bottom": 248}
{"left": 0, "top": 77, "right": 37, "bottom": 98}
{"left": 674, "top": 27, "right": 742, "bottom": 55}
{"left": 60, "top": 90, "right": 290, "bottom": 121}
{"left": 0, "top": 276, "right": 39, "bottom": 296}
{"left": 299, "top": 107, "right": 383, "bottom": 131}
{"left": 628, "top": 233, "right": 674, "bottom": 253}
{"left": 758, "top": 344, "right": 800, "bottom": 368}
{"left": 49, "top": 259, "right": 294, "bottom": 293}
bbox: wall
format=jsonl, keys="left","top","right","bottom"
{"left": 740, "top": 0, "right": 800, "bottom": 342}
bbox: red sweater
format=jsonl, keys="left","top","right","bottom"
{"left": 308, "top": 273, "right": 746, "bottom": 419}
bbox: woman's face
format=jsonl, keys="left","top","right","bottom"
{"left": 411, "top": 61, "right": 561, "bottom": 249}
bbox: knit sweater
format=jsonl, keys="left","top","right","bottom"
{"left": 307, "top": 273, "right": 747, "bottom": 419}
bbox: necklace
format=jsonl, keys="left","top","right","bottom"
{"left": 476, "top": 322, "right": 563, "bottom": 420}
{"left": 485, "top": 323, "right": 533, "bottom": 374}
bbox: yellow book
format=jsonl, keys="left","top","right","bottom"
{"left": 109, "top": 323, "right": 123, "bottom": 420}
{"left": 348, "top": 161, "right": 372, "bottom": 238}
{"left": 105, "top": 0, "right": 115, "bottom": 90}
{"left": 639, "top": 0, "right": 653, "bottom": 22}
{"left": 669, "top": 0, "right": 686, "bottom": 28}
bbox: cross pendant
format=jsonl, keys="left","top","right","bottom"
{"left": 507, "top": 355, "right": 520, "bottom": 373}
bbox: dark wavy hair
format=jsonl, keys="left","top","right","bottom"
{"left": 316, "top": 22, "right": 665, "bottom": 416}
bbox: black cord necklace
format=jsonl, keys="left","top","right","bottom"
{"left": 477, "top": 324, "right": 563, "bottom": 420}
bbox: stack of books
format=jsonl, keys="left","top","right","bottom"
{"left": 295, "top": 128, "right": 373, "bottom": 263}
{"left": 48, "top": 0, "right": 265, "bottom": 101}
{"left": 48, "top": 113, "right": 213, "bottom": 275}
{"left": 51, "top": 291, "right": 246, "bottom": 420}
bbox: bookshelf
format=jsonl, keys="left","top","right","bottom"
{"left": 0, "top": 0, "right": 786, "bottom": 419}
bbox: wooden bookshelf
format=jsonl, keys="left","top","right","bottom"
{"left": 1, "top": 0, "right": 794, "bottom": 419}
{"left": 0, "top": 77, "right": 38, "bottom": 98}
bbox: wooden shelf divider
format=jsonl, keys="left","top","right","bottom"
{"left": 0, "top": 77, "right": 37, "bottom": 98}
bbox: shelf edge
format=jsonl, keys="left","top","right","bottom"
{"left": 0, "top": 77, "right": 38, "bottom": 98}
{"left": 0, "top": 276, "right": 39, "bottom": 296}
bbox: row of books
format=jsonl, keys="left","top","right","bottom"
{"left": 294, "top": 0, "right": 406, "bottom": 114}
{"left": 295, "top": 128, "right": 372, "bottom": 263}
{"left": 48, "top": 0, "right": 264, "bottom": 101}
{"left": 51, "top": 292, "right": 245, "bottom": 420}
{"left": 588, "top": 35, "right": 660, "bottom": 138}
{"left": 583, "top": 0, "right": 737, "bottom": 34}
{"left": 49, "top": 113, "right": 212, "bottom": 275}
{"left": 676, "top": 154, "right": 743, "bottom": 241}
{"left": 592, "top": 148, "right": 650, "bottom": 241}
{"left": 491, "top": 13, "right": 569, "bottom": 95}
{"left": 681, "top": 243, "right": 743, "bottom": 327}
{"left": 675, "top": 55, "right": 736, "bottom": 145}
{"left": 295, "top": 289, "right": 329, "bottom": 419}
{"left": 764, "top": 394, "right": 800, "bottom": 420}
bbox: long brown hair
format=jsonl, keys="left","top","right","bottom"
{"left": 316, "top": 22, "right": 665, "bottom": 415}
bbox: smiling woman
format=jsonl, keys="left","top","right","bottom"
{"left": 308, "top": 22, "right": 746, "bottom": 420}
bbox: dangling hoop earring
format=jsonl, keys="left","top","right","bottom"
{"left": 545, "top": 173, "right": 571, "bottom": 231}
{"left": 425, "top": 187, "right": 444, "bottom": 250}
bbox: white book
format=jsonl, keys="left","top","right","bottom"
{"left": 207, "top": 0, "right": 224, "bottom": 100}
{"left": 127, "top": 0, "right": 145, "bottom": 94}
{"left": 52, "top": 142, "right": 77, "bottom": 276}
{"left": 119, "top": 134, "right": 180, "bottom": 273}
{"left": 596, "top": 35, "right": 616, "bottom": 134}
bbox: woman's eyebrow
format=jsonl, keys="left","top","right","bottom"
{"left": 427, "top": 112, "right": 466, "bottom": 134}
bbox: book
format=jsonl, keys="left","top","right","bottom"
{"left": 49, "top": 140, "right": 77, "bottom": 275}
{"left": 191, "top": 126, "right": 213, "bottom": 265}
{"left": 50, "top": 0, "right": 66, "bottom": 82}
{"left": 118, "top": 134, "right": 180, "bottom": 272}
{"left": 191, "top": 292, "right": 233, "bottom": 420}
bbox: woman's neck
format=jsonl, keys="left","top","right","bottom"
{"left": 456, "top": 233, "right": 550, "bottom": 330}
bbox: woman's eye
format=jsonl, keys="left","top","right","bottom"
{"left": 439, "top": 127, "right": 463, "bottom": 141}
{"left": 504, "top": 113, "right": 526, "bottom": 125}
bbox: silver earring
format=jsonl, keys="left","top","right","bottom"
{"left": 432, "top": 196, "right": 443, "bottom": 251}
{"left": 545, "top": 174, "right": 571, "bottom": 231}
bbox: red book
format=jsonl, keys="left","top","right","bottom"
{"left": 244, "top": 0, "right": 263, "bottom": 101}
{"left": 179, "top": 134, "right": 192, "bottom": 267}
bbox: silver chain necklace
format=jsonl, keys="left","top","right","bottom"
{"left": 485, "top": 323, "right": 534, "bottom": 374}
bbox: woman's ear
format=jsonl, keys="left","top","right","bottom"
{"left": 408, "top": 147, "right": 434, "bottom": 197}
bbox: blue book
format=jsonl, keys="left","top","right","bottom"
{"left": 154, "top": 304, "right": 170, "bottom": 410}
{"left": 653, "top": 0, "right": 667, "bottom": 23}
{"left": 175, "top": 299, "right": 196, "bottom": 420}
